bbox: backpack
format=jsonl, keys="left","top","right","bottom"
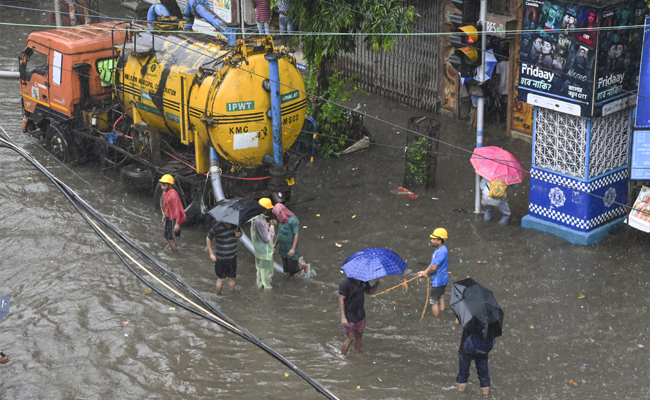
{"left": 463, "top": 334, "right": 495, "bottom": 356}
{"left": 488, "top": 179, "right": 507, "bottom": 199}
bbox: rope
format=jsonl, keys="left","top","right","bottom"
{"left": 420, "top": 277, "right": 430, "bottom": 323}
{"left": 373, "top": 275, "right": 431, "bottom": 322}
{"left": 372, "top": 275, "right": 419, "bottom": 296}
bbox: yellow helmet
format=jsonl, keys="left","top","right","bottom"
{"left": 159, "top": 174, "right": 174, "bottom": 185}
{"left": 430, "top": 228, "right": 448, "bottom": 240}
{"left": 259, "top": 197, "right": 273, "bottom": 209}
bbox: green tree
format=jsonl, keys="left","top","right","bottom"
{"left": 290, "top": 0, "right": 419, "bottom": 154}
{"left": 291, "top": 0, "right": 419, "bottom": 96}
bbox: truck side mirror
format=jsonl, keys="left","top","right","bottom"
{"left": 18, "top": 47, "right": 33, "bottom": 82}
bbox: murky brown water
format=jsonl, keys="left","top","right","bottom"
{"left": 0, "top": 1, "right": 648, "bottom": 399}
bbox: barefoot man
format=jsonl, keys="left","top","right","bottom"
{"left": 338, "top": 277, "right": 380, "bottom": 357}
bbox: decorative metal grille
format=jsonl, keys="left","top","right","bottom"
{"left": 588, "top": 109, "right": 630, "bottom": 178}
{"left": 534, "top": 107, "right": 587, "bottom": 178}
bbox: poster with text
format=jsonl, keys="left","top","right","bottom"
{"left": 594, "top": 1, "right": 646, "bottom": 114}
{"left": 518, "top": 0, "right": 596, "bottom": 117}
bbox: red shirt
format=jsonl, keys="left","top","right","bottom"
{"left": 254, "top": 0, "right": 271, "bottom": 22}
{"left": 162, "top": 188, "right": 186, "bottom": 225}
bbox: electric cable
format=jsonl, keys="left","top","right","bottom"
{"left": 10, "top": 12, "right": 650, "bottom": 217}
{"left": 0, "top": 127, "right": 343, "bottom": 400}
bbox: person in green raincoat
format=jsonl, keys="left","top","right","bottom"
{"left": 251, "top": 198, "right": 276, "bottom": 289}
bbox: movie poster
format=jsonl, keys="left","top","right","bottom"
{"left": 594, "top": 1, "right": 645, "bottom": 113}
{"left": 518, "top": 0, "right": 596, "bottom": 117}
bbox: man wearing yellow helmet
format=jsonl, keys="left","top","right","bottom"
{"left": 417, "top": 228, "right": 450, "bottom": 317}
{"left": 159, "top": 174, "right": 186, "bottom": 253}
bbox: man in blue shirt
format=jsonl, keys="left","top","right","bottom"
{"left": 417, "top": 228, "right": 449, "bottom": 317}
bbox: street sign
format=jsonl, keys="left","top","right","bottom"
{"left": 631, "top": 130, "right": 650, "bottom": 180}
{"left": 635, "top": 17, "right": 650, "bottom": 128}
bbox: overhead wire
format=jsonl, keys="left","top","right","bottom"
{"left": 6, "top": 5, "right": 650, "bottom": 216}
{"left": 0, "top": 127, "right": 343, "bottom": 400}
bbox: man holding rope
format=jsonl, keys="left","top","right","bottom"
{"left": 417, "top": 228, "right": 450, "bottom": 317}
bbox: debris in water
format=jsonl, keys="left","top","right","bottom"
{"left": 124, "top": 334, "right": 128, "bottom": 337}
{"left": 442, "top": 386, "right": 456, "bottom": 390}
{"left": 284, "top": 373, "right": 289, "bottom": 378}
{"left": 529, "top": 326, "right": 534, "bottom": 329}
{"left": 143, "top": 288, "right": 152, "bottom": 294}
{"left": 406, "top": 304, "right": 411, "bottom": 307}
{"left": 351, "top": 215, "right": 356, "bottom": 218}
{"left": 316, "top": 214, "right": 321, "bottom": 217}
{"left": 356, "top": 386, "right": 361, "bottom": 389}
{"left": 569, "top": 380, "right": 578, "bottom": 386}
{"left": 169, "top": 307, "right": 176, "bottom": 311}
{"left": 335, "top": 243, "right": 343, "bottom": 247}
{"left": 577, "top": 292, "right": 586, "bottom": 299}
{"left": 322, "top": 310, "right": 327, "bottom": 313}
{"left": 638, "top": 344, "right": 644, "bottom": 348}
{"left": 397, "top": 187, "right": 418, "bottom": 200}
{"left": 590, "top": 290, "right": 594, "bottom": 293}
{"left": 303, "top": 226, "right": 307, "bottom": 228}
{"left": 378, "top": 378, "right": 383, "bottom": 382}
{"left": 453, "top": 208, "right": 467, "bottom": 214}
{"left": 431, "top": 197, "right": 438, "bottom": 200}
{"left": 477, "top": 261, "right": 488, "bottom": 264}
{"left": 122, "top": 321, "right": 130, "bottom": 324}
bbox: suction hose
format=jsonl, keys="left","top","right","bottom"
{"left": 209, "top": 147, "right": 284, "bottom": 273}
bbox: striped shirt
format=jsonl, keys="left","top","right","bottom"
{"left": 207, "top": 222, "right": 238, "bottom": 260}
{"left": 253, "top": 0, "right": 271, "bottom": 22}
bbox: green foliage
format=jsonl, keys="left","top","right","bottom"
{"left": 290, "top": 0, "right": 420, "bottom": 67}
{"left": 305, "top": 66, "right": 361, "bottom": 158}
{"left": 405, "top": 137, "right": 429, "bottom": 186}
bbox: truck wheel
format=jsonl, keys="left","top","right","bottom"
{"left": 46, "top": 124, "right": 71, "bottom": 163}
{"left": 120, "top": 163, "right": 153, "bottom": 189}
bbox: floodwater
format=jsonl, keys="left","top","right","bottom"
{"left": 0, "top": 1, "right": 648, "bottom": 399}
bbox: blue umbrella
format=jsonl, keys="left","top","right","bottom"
{"left": 0, "top": 295, "right": 10, "bottom": 323}
{"left": 340, "top": 248, "right": 407, "bottom": 282}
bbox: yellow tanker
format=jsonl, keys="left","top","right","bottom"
{"left": 116, "top": 30, "right": 307, "bottom": 172}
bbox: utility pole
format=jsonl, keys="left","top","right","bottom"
{"left": 474, "top": 0, "right": 487, "bottom": 214}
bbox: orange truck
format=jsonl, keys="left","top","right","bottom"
{"left": 20, "top": 22, "right": 309, "bottom": 223}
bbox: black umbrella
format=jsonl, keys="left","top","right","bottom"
{"left": 0, "top": 295, "right": 10, "bottom": 323}
{"left": 450, "top": 278, "right": 503, "bottom": 341}
{"left": 208, "top": 198, "right": 266, "bottom": 226}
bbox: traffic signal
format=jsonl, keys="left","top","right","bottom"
{"left": 447, "top": 0, "right": 482, "bottom": 78}
{"left": 448, "top": 25, "right": 480, "bottom": 78}
{"left": 450, "top": 0, "right": 479, "bottom": 28}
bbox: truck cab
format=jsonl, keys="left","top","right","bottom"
{"left": 20, "top": 22, "right": 126, "bottom": 138}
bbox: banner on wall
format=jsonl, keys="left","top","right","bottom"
{"left": 634, "top": 17, "right": 650, "bottom": 127}
{"left": 518, "top": 0, "right": 646, "bottom": 118}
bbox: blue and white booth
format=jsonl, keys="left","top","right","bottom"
{"left": 521, "top": 106, "right": 632, "bottom": 244}
{"left": 516, "top": 0, "right": 645, "bottom": 244}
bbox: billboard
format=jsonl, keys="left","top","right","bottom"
{"left": 518, "top": 0, "right": 646, "bottom": 118}
{"left": 593, "top": 1, "right": 646, "bottom": 116}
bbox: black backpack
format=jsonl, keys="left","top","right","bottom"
{"left": 463, "top": 334, "right": 495, "bottom": 356}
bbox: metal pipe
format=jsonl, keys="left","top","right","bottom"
{"left": 475, "top": 0, "right": 487, "bottom": 214}
{"left": 54, "top": 0, "right": 62, "bottom": 27}
{"left": 0, "top": 71, "right": 19, "bottom": 79}
{"left": 209, "top": 147, "right": 284, "bottom": 273}
{"left": 265, "top": 54, "right": 283, "bottom": 166}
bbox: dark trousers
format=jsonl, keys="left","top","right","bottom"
{"left": 456, "top": 353, "right": 490, "bottom": 387}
